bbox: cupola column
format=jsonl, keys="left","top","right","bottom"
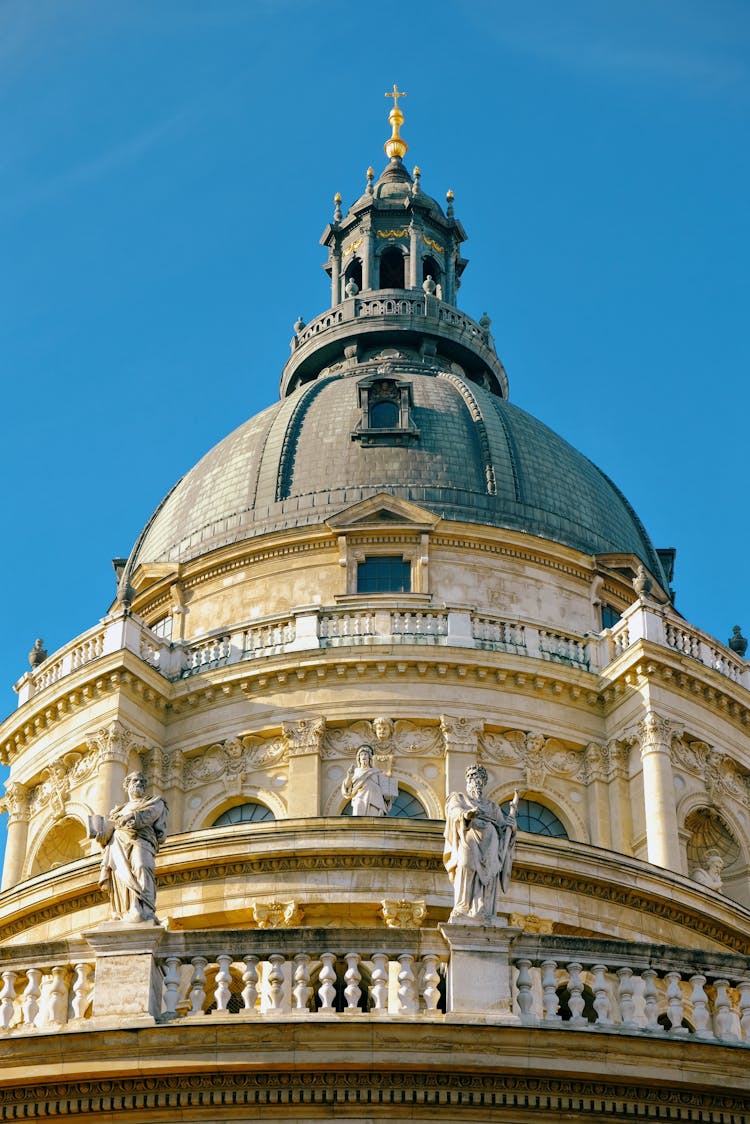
{"left": 445, "top": 244, "right": 457, "bottom": 306}
{"left": 282, "top": 717, "right": 325, "bottom": 817}
{"left": 441, "top": 715, "right": 484, "bottom": 798}
{"left": 0, "top": 782, "right": 30, "bottom": 889}
{"left": 331, "top": 248, "right": 342, "bottom": 307}
{"left": 638, "top": 710, "right": 682, "bottom": 872}
{"left": 361, "top": 223, "right": 373, "bottom": 292}
{"left": 409, "top": 222, "right": 419, "bottom": 290}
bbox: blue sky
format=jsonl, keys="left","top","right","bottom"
{"left": 1, "top": 1, "right": 748, "bottom": 864}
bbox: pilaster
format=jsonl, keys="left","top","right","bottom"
{"left": 440, "top": 715, "right": 483, "bottom": 796}
{"left": 282, "top": 717, "right": 325, "bottom": 817}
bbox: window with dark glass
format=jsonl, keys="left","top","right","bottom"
{"left": 601, "top": 604, "right": 621, "bottom": 629}
{"left": 357, "top": 555, "right": 411, "bottom": 593}
{"left": 379, "top": 246, "right": 405, "bottom": 288}
{"left": 501, "top": 798, "right": 568, "bottom": 838}
{"left": 369, "top": 399, "right": 400, "bottom": 428}
{"left": 212, "top": 801, "right": 275, "bottom": 827}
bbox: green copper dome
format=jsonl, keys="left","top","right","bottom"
{"left": 126, "top": 360, "right": 667, "bottom": 588}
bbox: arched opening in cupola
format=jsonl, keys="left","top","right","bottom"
{"left": 212, "top": 801, "right": 275, "bottom": 827}
{"left": 28, "top": 816, "right": 88, "bottom": 876}
{"left": 379, "top": 246, "right": 405, "bottom": 289}
{"left": 344, "top": 256, "right": 362, "bottom": 294}
{"left": 422, "top": 254, "right": 442, "bottom": 293}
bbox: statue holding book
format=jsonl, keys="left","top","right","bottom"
{"left": 89, "top": 771, "right": 168, "bottom": 924}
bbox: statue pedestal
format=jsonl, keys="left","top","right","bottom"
{"left": 439, "top": 918, "right": 522, "bottom": 1022}
{"left": 84, "top": 921, "right": 165, "bottom": 1023}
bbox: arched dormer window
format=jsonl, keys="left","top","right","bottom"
{"left": 379, "top": 246, "right": 405, "bottom": 289}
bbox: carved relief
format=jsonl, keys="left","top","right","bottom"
{"left": 252, "top": 900, "right": 304, "bottom": 928}
{"left": 380, "top": 898, "right": 427, "bottom": 929}
{"left": 481, "top": 729, "right": 585, "bottom": 788}
{"left": 440, "top": 715, "right": 483, "bottom": 750}
{"left": 671, "top": 737, "right": 750, "bottom": 809}
{"left": 25, "top": 748, "right": 101, "bottom": 819}
{"left": 323, "top": 719, "right": 443, "bottom": 761}
{"left": 184, "top": 736, "right": 286, "bottom": 789}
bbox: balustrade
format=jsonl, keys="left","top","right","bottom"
{"left": 0, "top": 958, "right": 94, "bottom": 1033}
{"left": 155, "top": 947, "right": 448, "bottom": 1019}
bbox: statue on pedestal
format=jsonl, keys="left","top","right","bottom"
{"left": 89, "top": 771, "right": 168, "bottom": 924}
{"left": 443, "top": 765, "right": 519, "bottom": 924}
{"left": 341, "top": 745, "right": 397, "bottom": 816}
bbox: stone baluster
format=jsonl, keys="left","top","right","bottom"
{"left": 369, "top": 953, "right": 389, "bottom": 1015}
{"left": 541, "top": 960, "right": 561, "bottom": 1022}
{"left": 21, "top": 968, "right": 42, "bottom": 1027}
{"left": 616, "top": 967, "right": 636, "bottom": 1029}
{"left": 0, "top": 970, "right": 17, "bottom": 1029}
{"left": 515, "top": 959, "right": 535, "bottom": 1024}
{"left": 267, "top": 955, "right": 285, "bottom": 1013}
{"left": 162, "top": 956, "right": 181, "bottom": 1018}
{"left": 738, "top": 980, "right": 750, "bottom": 1040}
{"left": 397, "top": 954, "right": 418, "bottom": 1014}
{"left": 188, "top": 957, "right": 208, "bottom": 1016}
{"left": 665, "top": 972, "right": 687, "bottom": 1036}
{"left": 242, "top": 956, "right": 259, "bottom": 1014}
{"left": 47, "top": 966, "right": 68, "bottom": 1026}
{"left": 591, "top": 964, "right": 612, "bottom": 1028}
{"left": 642, "top": 969, "right": 660, "bottom": 1031}
{"left": 566, "top": 963, "right": 587, "bottom": 1027}
{"left": 343, "top": 953, "right": 362, "bottom": 1014}
{"left": 419, "top": 954, "right": 441, "bottom": 1013}
{"left": 713, "top": 979, "right": 736, "bottom": 1041}
{"left": 317, "top": 953, "right": 337, "bottom": 1012}
{"left": 689, "top": 974, "right": 713, "bottom": 1039}
{"left": 292, "top": 954, "right": 312, "bottom": 1013}
{"left": 214, "top": 954, "right": 233, "bottom": 1013}
{"left": 72, "top": 962, "right": 93, "bottom": 1020}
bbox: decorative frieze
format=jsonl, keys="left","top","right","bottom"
{"left": 184, "top": 736, "right": 285, "bottom": 789}
{"left": 282, "top": 717, "right": 325, "bottom": 758}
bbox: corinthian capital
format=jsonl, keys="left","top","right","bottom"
{"left": 440, "top": 715, "right": 484, "bottom": 751}
{"left": 0, "top": 781, "right": 30, "bottom": 823}
{"left": 86, "top": 720, "right": 140, "bottom": 767}
{"left": 638, "top": 710, "right": 672, "bottom": 753}
{"left": 282, "top": 717, "right": 326, "bottom": 758}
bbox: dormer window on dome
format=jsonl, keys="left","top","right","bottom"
{"left": 352, "top": 370, "right": 418, "bottom": 446}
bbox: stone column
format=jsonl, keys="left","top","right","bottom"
{"left": 441, "top": 716, "right": 483, "bottom": 798}
{"left": 409, "top": 222, "right": 419, "bottom": 289}
{"left": 0, "top": 782, "right": 31, "bottom": 889}
{"left": 638, "top": 710, "right": 681, "bottom": 871}
{"left": 283, "top": 718, "right": 325, "bottom": 817}
{"left": 606, "top": 739, "right": 634, "bottom": 856}
{"left": 331, "top": 250, "right": 342, "bottom": 306}
{"left": 361, "top": 222, "right": 372, "bottom": 292}
{"left": 583, "top": 743, "right": 612, "bottom": 849}
{"left": 88, "top": 721, "right": 137, "bottom": 817}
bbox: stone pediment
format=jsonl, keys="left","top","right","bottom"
{"left": 327, "top": 493, "right": 441, "bottom": 533}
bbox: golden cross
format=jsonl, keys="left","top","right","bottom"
{"left": 385, "top": 84, "right": 407, "bottom": 109}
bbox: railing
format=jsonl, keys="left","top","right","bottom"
{"left": 15, "top": 600, "right": 749, "bottom": 707}
{"left": 158, "top": 946, "right": 446, "bottom": 1019}
{"left": 512, "top": 944, "right": 750, "bottom": 1042}
{"left": 0, "top": 957, "right": 94, "bottom": 1033}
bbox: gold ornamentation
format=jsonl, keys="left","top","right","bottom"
{"left": 343, "top": 237, "right": 363, "bottom": 258}
{"left": 422, "top": 235, "right": 444, "bottom": 254}
{"left": 384, "top": 85, "right": 408, "bottom": 160}
{"left": 252, "top": 899, "right": 304, "bottom": 928}
{"left": 380, "top": 898, "right": 427, "bottom": 929}
{"left": 376, "top": 228, "right": 409, "bottom": 240}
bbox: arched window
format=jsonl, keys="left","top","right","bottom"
{"left": 342, "top": 785, "right": 427, "bottom": 819}
{"left": 369, "top": 399, "right": 399, "bottom": 428}
{"left": 422, "top": 255, "right": 441, "bottom": 289}
{"left": 344, "top": 257, "right": 362, "bottom": 292}
{"left": 502, "top": 798, "right": 568, "bottom": 838}
{"left": 379, "top": 247, "right": 405, "bottom": 289}
{"left": 212, "top": 801, "right": 275, "bottom": 827}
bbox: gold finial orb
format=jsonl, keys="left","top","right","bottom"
{"left": 334, "top": 192, "right": 342, "bottom": 204}
{"left": 446, "top": 189, "right": 454, "bottom": 201}
{"left": 384, "top": 83, "right": 408, "bottom": 160}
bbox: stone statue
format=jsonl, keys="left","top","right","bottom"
{"left": 443, "top": 765, "right": 519, "bottom": 924}
{"left": 28, "top": 638, "right": 47, "bottom": 668}
{"left": 89, "top": 771, "right": 168, "bottom": 924}
{"left": 692, "top": 852, "right": 724, "bottom": 891}
{"left": 341, "top": 745, "right": 397, "bottom": 816}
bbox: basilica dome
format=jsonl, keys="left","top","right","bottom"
{"left": 127, "top": 368, "right": 667, "bottom": 585}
